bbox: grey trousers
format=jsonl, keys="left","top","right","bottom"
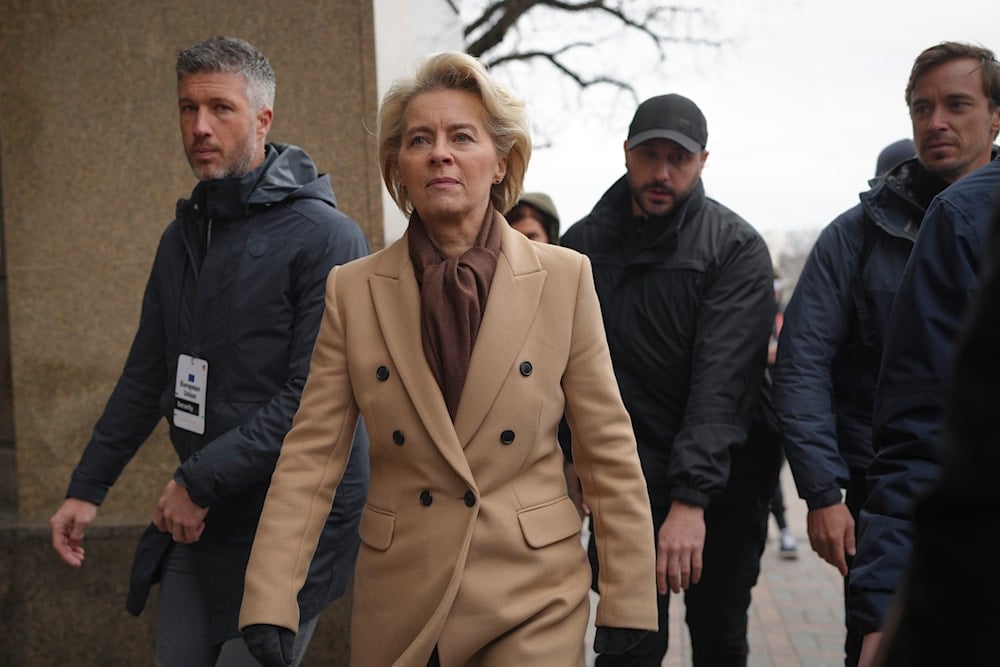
{"left": 155, "top": 543, "right": 319, "bottom": 667}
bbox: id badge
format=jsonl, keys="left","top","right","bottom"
{"left": 174, "top": 354, "right": 208, "bottom": 434}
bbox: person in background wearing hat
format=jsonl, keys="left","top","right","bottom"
{"left": 772, "top": 41, "right": 1000, "bottom": 666}
{"left": 508, "top": 191, "right": 561, "bottom": 244}
{"left": 561, "top": 93, "right": 779, "bottom": 666}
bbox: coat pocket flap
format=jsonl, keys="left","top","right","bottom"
{"left": 359, "top": 505, "right": 395, "bottom": 551}
{"left": 517, "top": 497, "right": 582, "bottom": 549}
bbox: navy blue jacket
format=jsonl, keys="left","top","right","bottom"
{"left": 561, "top": 176, "right": 775, "bottom": 510}
{"left": 877, "top": 191, "right": 1000, "bottom": 666}
{"left": 773, "top": 158, "right": 945, "bottom": 510}
{"left": 67, "top": 143, "right": 371, "bottom": 642}
{"left": 849, "top": 156, "right": 1000, "bottom": 634}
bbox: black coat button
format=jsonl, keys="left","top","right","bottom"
{"left": 392, "top": 430, "right": 405, "bottom": 446}
{"left": 376, "top": 366, "right": 390, "bottom": 381}
{"left": 500, "top": 429, "right": 515, "bottom": 445}
{"left": 519, "top": 361, "right": 533, "bottom": 376}
{"left": 420, "top": 490, "right": 433, "bottom": 506}
{"left": 464, "top": 491, "right": 476, "bottom": 507}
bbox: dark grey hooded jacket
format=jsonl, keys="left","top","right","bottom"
{"left": 67, "top": 143, "right": 370, "bottom": 642}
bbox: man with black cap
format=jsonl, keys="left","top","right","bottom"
{"left": 771, "top": 41, "right": 1000, "bottom": 666}
{"left": 561, "top": 94, "right": 778, "bottom": 666}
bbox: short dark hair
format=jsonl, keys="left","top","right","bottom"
{"left": 905, "top": 42, "right": 1000, "bottom": 109}
{"left": 176, "top": 35, "right": 276, "bottom": 112}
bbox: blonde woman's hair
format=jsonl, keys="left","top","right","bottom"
{"left": 377, "top": 51, "right": 531, "bottom": 216}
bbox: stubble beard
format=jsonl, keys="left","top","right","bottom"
{"left": 189, "top": 129, "right": 260, "bottom": 181}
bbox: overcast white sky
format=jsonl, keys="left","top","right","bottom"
{"left": 375, "top": 0, "right": 998, "bottom": 249}
{"left": 517, "top": 0, "right": 999, "bottom": 248}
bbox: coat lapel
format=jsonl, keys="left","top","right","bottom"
{"left": 454, "top": 222, "right": 546, "bottom": 444}
{"left": 369, "top": 236, "right": 475, "bottom": 487}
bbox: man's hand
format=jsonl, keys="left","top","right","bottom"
{"left": 49, "top": 498, "right": 99, "bottom": 567}
{"left": 857, "top": 631, "right": 883, "bottom": 667}
{"left": 243, "top": 624, "right": 295, "bottom": 667}
{"left": 656, "top": 500, "right": 706, "bottom": 594}
{"left": 152, "top": 479, "right": 208, "bottom": 543}
{"left": 563, "top": 462, "right": 590, "bottom": 517}
{"left": 806, "top": 503, "right": 855, "bottom": 576}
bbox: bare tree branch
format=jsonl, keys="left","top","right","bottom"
{"left": 459, "top": 0, "right": 727, "bottom": 98}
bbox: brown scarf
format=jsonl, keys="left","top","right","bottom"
{"left": 408, "top": 207, "right": 502, "bottom": 420}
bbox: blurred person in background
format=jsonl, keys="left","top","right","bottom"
{"left": 507, "top": 191, "right": 561, "bottom": 244}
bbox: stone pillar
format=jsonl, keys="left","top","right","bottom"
{"left": 0, "top": 2, "right": 380, "bottom": 664}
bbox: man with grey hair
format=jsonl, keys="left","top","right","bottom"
{"left": 48, "top": 35, "right": 370, "bottom": 666}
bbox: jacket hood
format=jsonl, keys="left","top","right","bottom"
{"left": 247, "top": 142, "right": 338, "bottom": 207}
{"left": 176, "top": 142, "right": 338, "bottom": 222}
{"left": 860, "top": 145, "right": 999, "bottom": 237}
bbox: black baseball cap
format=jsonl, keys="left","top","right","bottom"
{"left": 626, "top": 94, "right": 708, "bottom": 153}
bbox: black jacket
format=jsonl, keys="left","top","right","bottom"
{"left": 561, "top": 176, "right": 776, "bottom": 509}
{"left": 67, "top": 143, "right": 371, "bottom": 642}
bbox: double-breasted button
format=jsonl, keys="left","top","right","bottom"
{"left": 376, "top": 366, "right": 390, "bottom": 381}
{"left": 519, "top": 361, "right": 533, "bottom": 376}
{"left": 464, "top": 491, "right": 476, "bottom": 507}
{"left": 500, "top": 429, "right": 515, "bottom": 445}
{"left": 419, "top": 490, "right": 433, "bottom": 506}
{"left": 392, "top": 430, "right": 405, "bottom": 446}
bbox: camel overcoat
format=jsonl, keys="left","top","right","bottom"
{"left": 240, "top": 220, "right": 657, "bottom": 665}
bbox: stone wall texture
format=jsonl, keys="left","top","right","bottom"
{"left": 0, "top": 2, "right": 380, "bottom": 664}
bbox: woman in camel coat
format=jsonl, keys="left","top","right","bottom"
{"left": 239, "top": 52, "right": 657, "bottom": 667}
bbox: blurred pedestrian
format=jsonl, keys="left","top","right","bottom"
{"left": 508, "top": 191, "right": 561, "bottom": 243}
{"left": 767, "top": 268, "right": 798, "bottom": 560}
{"left": 874, "top": 138, "right": 916, "bottom": 178}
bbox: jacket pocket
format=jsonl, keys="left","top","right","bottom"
{"left": 359, "top": 505, "right": 395, "bottom": 551}
{"left": 517, "top": 496, "right": 582, "bottom": 548}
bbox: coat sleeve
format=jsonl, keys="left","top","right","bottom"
{"left": 561, "top": 255, "right": 658, "bottom": 632}
{"left": 66, "top": 229, "right": 173, "bottom": 504}
{"left": 240, "top": 263, "right": 363, "bottom": 632}
{"left": 669, "top": 231, "right": 774, "bottom": 507}
{"left": 772, "top": 212, "right": 859, "bottom": 509}
{"left": 175, "top": 214, "right": 369, "bottom": 507}
{"left": 848, "top": 194, "right": 984, "bottom": 634}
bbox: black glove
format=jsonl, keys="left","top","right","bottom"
{"left": 593, "top": 626, "right": 647, "bottom": 654}
{"left": 243, "top": 623, "right": 295, "bottom": 667}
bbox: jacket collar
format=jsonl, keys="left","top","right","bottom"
{"left": 175, "top": 143, "right": 337, "bottom": 222}
{"left": 588, "top": 174, "right": 705, "bottom": 262}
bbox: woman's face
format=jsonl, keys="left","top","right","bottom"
{"left": 397, "top": 88, "right": 507, "bottom": 227}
